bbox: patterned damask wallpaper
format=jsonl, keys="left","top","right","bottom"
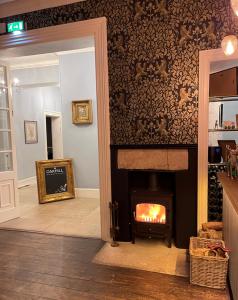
{"left": 1, "top": 0, "right": 237, "bottom": 144}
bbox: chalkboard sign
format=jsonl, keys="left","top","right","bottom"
{"left": 36, "top": 159, "right": 75, "bottom": 204}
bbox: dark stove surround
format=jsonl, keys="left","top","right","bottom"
{"left": 110, "top": 144, "right": 198, "bottom": 249}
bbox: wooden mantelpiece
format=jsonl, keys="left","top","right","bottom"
{"left": 110, "top": 144, "right": 198, "bottom": 249}
{"left": 117, "top": 149, "right": 188, "bottom": 170}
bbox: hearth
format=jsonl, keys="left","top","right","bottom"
{"left": 131, "top": 173, "right": 173, "bottom": 247}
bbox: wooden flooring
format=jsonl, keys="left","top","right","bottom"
{"left": 0, "top": 230, "right": 230, "bottom": 300}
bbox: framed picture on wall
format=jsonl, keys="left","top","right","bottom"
{"left": 36, "top": 159, "right": 75, "bottom": 204}
{"left": 24, "top": 121, "right": 38, "bottom": 144}
{"left": 72, "top": 100, "right": 93, "bottom": 124}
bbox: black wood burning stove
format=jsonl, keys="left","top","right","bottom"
{"left": 130, "top": 173, "right": 173, "bottom": 247}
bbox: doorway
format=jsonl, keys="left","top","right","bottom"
{"left": 198, "top": 48, "right": 238, "bottom": 229}
{"left": 0, "top": 18, "right": 111, "bottom": 241}
{"left": 44, "top": 112, "right": 63, "bottom": 160}
{"left": 0, "top": 48, "right": 102, "bottom": 238}
{"left": 46, "top": 116, "right": 53, "bottom": 159}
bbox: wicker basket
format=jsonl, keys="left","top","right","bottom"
{"left": 189, "top": 237, "right": 229, "bottom": 289}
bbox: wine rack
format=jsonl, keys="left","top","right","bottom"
{"left": 208, "top": 164, "right": 227, "bottom": 221}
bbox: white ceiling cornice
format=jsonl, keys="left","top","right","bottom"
{"left": 56, "top": 47, "right": 95, "bottom": 56}
{"left": 5, "top": 47, "right": 95, "bottom": 69}
{"left": 10, "top": 60, "right": 59, "bottom": 70}
{"left": 6, "top": 53, "right": 59, "bottom": 69}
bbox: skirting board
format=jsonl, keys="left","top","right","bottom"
{"left": 75, "top": 188, "right": 100, "bottom": 199}
{"left": 18, "top": 176, "right": 37, "bottom": 188}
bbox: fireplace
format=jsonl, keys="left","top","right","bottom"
{"left": 131, "top": 172, "right": 173, "bottom": 247}
{"left": 110, "top": 145, "right": 198, "bottom": 249}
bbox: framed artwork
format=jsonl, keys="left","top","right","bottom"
{"left": 36, "top": 159, "right": 75, "bottom": 204}
{"left": 72, "top": 100, "right": 93, "bottom": 124}
{"left": 24, "top": 121, "right": 38, "bottom": 144}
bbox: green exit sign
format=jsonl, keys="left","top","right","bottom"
{"left": 7, "top": 21, "right": 24, "bottom": 33}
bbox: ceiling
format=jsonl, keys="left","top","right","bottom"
{"left": 0, "top": 36, "right": 95, "bottom": 59}
{"left": 210, "top": 59, "right": 238, "bottom": 74}
{"left": 0, "top": 36, "right": 95, "bottom": 69}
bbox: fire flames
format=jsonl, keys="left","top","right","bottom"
{"left": 136, "top": 203, "right": 166, "bottom": 224}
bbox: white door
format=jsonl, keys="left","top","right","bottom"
{"left": 0, "top": 61, "right": 19, "bottom": 223}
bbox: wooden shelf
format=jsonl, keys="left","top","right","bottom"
{"left": 208, "top": 128, "right": 238, "bottom": 132}
{"left": 209, "top": 96, "right": 238, "bottom": 102}
{"left": 208, "top": 162, "right": 227, "bottom": 166}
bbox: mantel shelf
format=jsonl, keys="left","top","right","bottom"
{"left": 208, "top": 128, "right": 238, "bottom": 132}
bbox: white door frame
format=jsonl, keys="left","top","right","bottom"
{"left": 198, "top": 48, "right": 238, "bottom": 230}
{"left": 0, "top": 18, "right": 112, "bottom": 241}
{"left": 44, "top": 111, "right": 64, "bottom": 160}
{"left": 0, "top": 60, "right": 19, "bottom": 223}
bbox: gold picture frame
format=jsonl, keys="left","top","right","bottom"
{"left": 36, "top": 159, "right": 75, "bottom": 204}
{"left": 72, "top": 100, "right": 93, "bottom": 124}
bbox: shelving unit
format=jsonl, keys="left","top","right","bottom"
{"left": 208, "top": 162, "right": 227, "bottom": 166}
{"left": 208, "top": 95, "right": 238, "bottom": 222}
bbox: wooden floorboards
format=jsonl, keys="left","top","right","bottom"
{"left": 0, "top": 230, "right": 230, "bottom": 300}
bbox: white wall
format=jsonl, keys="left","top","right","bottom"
{"left": 12, "top": 53, "right": 99, "bottom": 189}
{"left": 209, "top": 101, "right": 238, "bottom": 146}
{"left": 59, "top": 50, "right": 99, "bottom": 189}
{"left": 12, "top": 66, "right": 61, "bottom": 180}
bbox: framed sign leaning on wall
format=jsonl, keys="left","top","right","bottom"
{"left": 36, "top": 159, "right": 75, "bottom": 204}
